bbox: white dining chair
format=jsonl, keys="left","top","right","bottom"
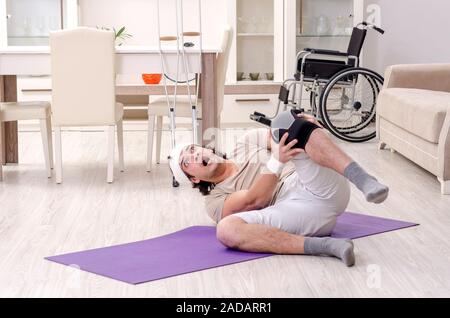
{"left": 50, "top": 27, "right": 124, "bottom": 184}
{"left": 0, "top": 101, "right": 53, "bottom": 181}
{"left": 146, "top": 26, "right": 233, "bottom": 171}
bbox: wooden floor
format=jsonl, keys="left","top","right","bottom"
{"left": 1, "top": 126, "right": 449, "bottom": 297}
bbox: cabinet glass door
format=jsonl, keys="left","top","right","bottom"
{"left": 296, "top": 0, "right": 354, "bottom": 54}
{"left": 236, "top": 0, "right": 275, "bottom": 82}
{"left": 6, "top": 0, "right": 63, "bottom": 46}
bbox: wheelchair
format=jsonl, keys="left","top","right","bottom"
{"left": 251, "top": 22, "right": 385, "bottom": 142}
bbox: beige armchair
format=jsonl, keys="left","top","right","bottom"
{"left": 377, "top": 64, "right": 450, "bottom": 194}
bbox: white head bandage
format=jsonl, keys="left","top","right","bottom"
{"left": 168, "top": 143, "right": 192, "bottom": 185}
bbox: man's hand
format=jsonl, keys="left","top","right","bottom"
{"left": 270, "top": 132, "right": 303, "bottom": 164}
{"left": 297, "top": 113, "right": 324, "bottom": 128}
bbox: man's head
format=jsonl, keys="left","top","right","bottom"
{"left": 169, "top": 143, "right": 225, "bottom": 186}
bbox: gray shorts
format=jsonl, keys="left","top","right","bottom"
{"left": 233, "top": 153, "right": 350, "bottom": 237}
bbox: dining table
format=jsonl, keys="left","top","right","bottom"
{"left": 0, "top": 45, "right": 221, "bottom": 164}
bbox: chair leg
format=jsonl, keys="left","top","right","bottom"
{"left": 156, "top": 116, "right": 163, "bottom": 164}
{"left": 47, "top": 117, "right": 54, "bottom": 169}
{"left": 55, "top": 126, "right": 63, "bottom": 184}
{"left": 439, "top": 178, "right": 450, "bottom": 195}
{"left": 0, "top": 122, "right": 5, "bottom": 166}
{"left": 40, "top": 119, "right": 52, "bottom": 178}
{"left": 378, "top": 141, "right": 386, "bottom": 150}
{"left": 107, "top": 125, "right": 115, "bottom": 183}
{"left": 0, "top": 122, "right": 3, "bottom": 181}
{"left": 117, "top": 120, "right": 124, "bottom": 172}
{"left": 146, "top": 115, "right": 155, "bottom": 172}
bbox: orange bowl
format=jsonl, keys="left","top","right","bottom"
{"left": 142, "top": 73, "right": 162, "bottom": 84}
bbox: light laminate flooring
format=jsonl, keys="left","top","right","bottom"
{"left": 0, "top": 127, "right": 449, "bottom": 297}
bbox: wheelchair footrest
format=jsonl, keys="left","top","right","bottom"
{"left": 250, "top": 112, "right": 272, "bottom": 127}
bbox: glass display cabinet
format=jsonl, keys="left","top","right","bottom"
{"left": 0, "top": 0, "right": 79, "bottom": 46}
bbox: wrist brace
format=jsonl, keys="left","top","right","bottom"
{"left": 266, "top": 155, "right": 285, "bottom": 176}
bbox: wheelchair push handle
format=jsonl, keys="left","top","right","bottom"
{"left": 373, "top": 26, "right": 385, "bottom": 34}
{"left": 359, "top": 21, "right": 385, "bottom": 34}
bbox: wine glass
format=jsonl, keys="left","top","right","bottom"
{"left": 248, "top": 16, "right": 258, "bottom": 33}
{"left": 255, "top": 17, "right": 265, "bottom": 33}
{"left": 260, "top": 16, "right": 271, "bottom": 33}
{"left": 48, "top": 16, "right": 60, "bottom": 31}
{"left": 237, "top": 16, "right": 249, "bottom": 33}
{"left": 22, "top": 17, "right": 31, "bottom": 36}
{"left": 37, "top": 16, "right": 46, "bottom": 36}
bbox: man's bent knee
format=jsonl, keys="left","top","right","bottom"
{"left": 271, "top": 111, "right": 321, "bottom": 150}
{"left": 216, "top": 216, "right": 247, "bottom": 249}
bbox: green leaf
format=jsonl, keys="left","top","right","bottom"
{"left": 116, "top": 26, "right": 126, "bottom": 38}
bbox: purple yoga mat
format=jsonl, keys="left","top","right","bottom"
{"left": 46, "top": 212, "right": 418, "bottom": 284}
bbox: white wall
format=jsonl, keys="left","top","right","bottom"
{"left": 363, "top": 0, "right": 450, "bottom": 75}
{"left": 79, "top": 0, "right": 227, "bottom": 47}
{"left": 79, "top": 0, "right": 227, "bottom": 84}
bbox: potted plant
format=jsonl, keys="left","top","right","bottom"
{"left": 97, "top": 26, "right": 132, "bottom": 46}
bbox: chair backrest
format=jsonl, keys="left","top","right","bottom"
{"left": 346, "top": 27, "right": 367, "bottom": 57}
{"left": 215, "top": 26, "right": 233, "bottom": 116}
{"left": 50, "top": 27, "right": 117, "bottom": 126}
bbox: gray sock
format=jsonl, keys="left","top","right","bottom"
{"left": 304, "top": 237, "right": 355, "bottom": 267}
{"left": 344, "top": 162, "right": 389, "bottom": 204}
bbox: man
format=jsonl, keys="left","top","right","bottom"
{"left": 169, "top": 114, "right": 389, "bottom": 266}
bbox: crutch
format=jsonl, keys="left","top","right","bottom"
{"left": 178, "top": 0, "right": 203, "bottom": 146}
{"left": 156, "top": 0, "right": 182, "bottom": 187}
{"left": 156, "top": 0, "right": 203, "bottom": 187}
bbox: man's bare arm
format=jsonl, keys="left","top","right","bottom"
{"left": 221, "top": 173, "right": 279, "bottom": 218}
{"left": 221, "top": 133, "right": 302, "bottom": 219}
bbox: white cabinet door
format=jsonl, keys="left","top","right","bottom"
{"left": 226, "top": 0, "right": 285, "bottom": 85}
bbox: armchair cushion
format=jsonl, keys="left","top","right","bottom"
{"left": 378, "top": 88, "right": 450, "bottom": 144}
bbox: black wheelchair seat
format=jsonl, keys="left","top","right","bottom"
{"left": 299, "top": 58, "right": 351, "bottom": 81}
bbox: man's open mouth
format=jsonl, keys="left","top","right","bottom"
{"left": 202, "top": 157, "right": 210, "bottom": 166}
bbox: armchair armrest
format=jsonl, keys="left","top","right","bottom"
{"left": 384, "top": 64, "right": 450, "bottom": 92}
{"left": 304, "top": 48, "right": 348, "bottom": 57}
{"left": 438, "top": 110, "right": 450, "bottom": 183}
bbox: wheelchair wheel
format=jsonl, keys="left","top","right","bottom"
{"left": 319, "top": 67, "right": 383, "bottom": 142}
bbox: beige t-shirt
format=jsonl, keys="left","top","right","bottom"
{"left": 204, "top": 128, "right": 296, "bottom": 223}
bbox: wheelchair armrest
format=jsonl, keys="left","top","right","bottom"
{"left": 304, "top": 48, "right": 348, "bottom": 57}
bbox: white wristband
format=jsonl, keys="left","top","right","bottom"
{"left": 266, "top": 155, "right": 285, "bottom": 175}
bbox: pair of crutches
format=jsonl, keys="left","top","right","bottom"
{"left": 156, "top": 0, "right": 203, "bottom": 187}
